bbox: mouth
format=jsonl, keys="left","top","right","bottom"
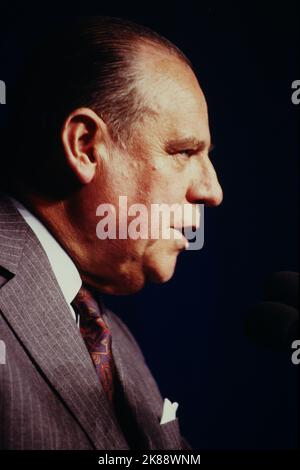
{"left": 169, "top": 227, "right": 190, "bottom": 250}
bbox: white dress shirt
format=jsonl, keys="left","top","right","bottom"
{"left": 11, "top": 198, "right": 82, "bottom": 325}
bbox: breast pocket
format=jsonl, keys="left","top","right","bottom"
{"left": 159, "top": 418, "right": 184, "bottom": 450}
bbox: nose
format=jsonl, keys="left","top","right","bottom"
{"left": 187, "top": 157, "right": 223, "bottom": 207}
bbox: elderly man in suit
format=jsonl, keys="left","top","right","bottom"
{"left": 0, "top": 17, "right": 223, "bottom": 449}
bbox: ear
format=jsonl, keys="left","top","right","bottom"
{"left": 61, "top": 108, "right": 107, "bottom": 185}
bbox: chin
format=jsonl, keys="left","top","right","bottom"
{"left": 151, "top": 270, "right": 175, "bottom": 284}
{"left": 144, "top": 255, "right": 178, "bottom": 284}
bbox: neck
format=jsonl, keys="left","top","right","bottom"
{"left": 16, "top": 190, "right": 84, "bottom": 272}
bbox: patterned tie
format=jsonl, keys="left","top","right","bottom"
{"left": 72, "top": 286, "right": 115, "bottom": 403}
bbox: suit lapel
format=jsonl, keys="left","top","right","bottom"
{"left": 104, "top": 308, "right": 183, "bottom": 450}
{"left": 0, "top": 196, "right": 128, "bottom": 450}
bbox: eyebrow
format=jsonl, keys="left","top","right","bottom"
{"left": 165, "top": 137, "right": 214, "bottom": 154}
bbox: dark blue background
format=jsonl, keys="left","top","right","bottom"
{"left": 0, "top": 2, "right": 299, "bottom": 449}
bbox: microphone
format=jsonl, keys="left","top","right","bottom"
{"left": 244, "top": 272, "right": 299, "bottom": 352}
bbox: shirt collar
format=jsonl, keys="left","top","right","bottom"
{"left": 10, "top": 198, "right": 82, "bottom": 305}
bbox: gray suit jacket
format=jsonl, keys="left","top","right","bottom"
{"left": 0, "top": 195, "right": 189, "bottom": 450}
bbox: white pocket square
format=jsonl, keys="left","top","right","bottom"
{"left": 160, "top": 398, "right": 179, "bottom": 425}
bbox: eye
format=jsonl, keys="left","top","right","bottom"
{"left": 177, "top": 149, "right": 194, "bottom": 158}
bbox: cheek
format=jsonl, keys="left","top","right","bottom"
{"left": 102, "top": 153, "right": 189, "bottom": 235}
{"left": 145, "top": 164, "right": 188, "bottom": 206}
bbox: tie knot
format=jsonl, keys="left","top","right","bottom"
{"left": 72, "top": 286, "right": 104, "bottom": 321}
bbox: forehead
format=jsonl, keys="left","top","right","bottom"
{"left": 136, "top": 46, "right": 210, "bottom": 144}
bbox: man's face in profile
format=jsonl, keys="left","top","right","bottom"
{"left": 70, "top": 48, "right": 223, "bottom": 295}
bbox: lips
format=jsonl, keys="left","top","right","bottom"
{"left": 169, "top": 228, "right": 189, "bottom": 250}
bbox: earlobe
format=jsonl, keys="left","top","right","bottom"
{"left": 74, "top": 152, "right": 97, "bottom": 185}
{"left": 61, "top": 107, "right": 105, "bottom": 185}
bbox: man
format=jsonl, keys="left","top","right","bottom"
{"left": 0, "top": 17, "right": 223, "bottom": 450}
